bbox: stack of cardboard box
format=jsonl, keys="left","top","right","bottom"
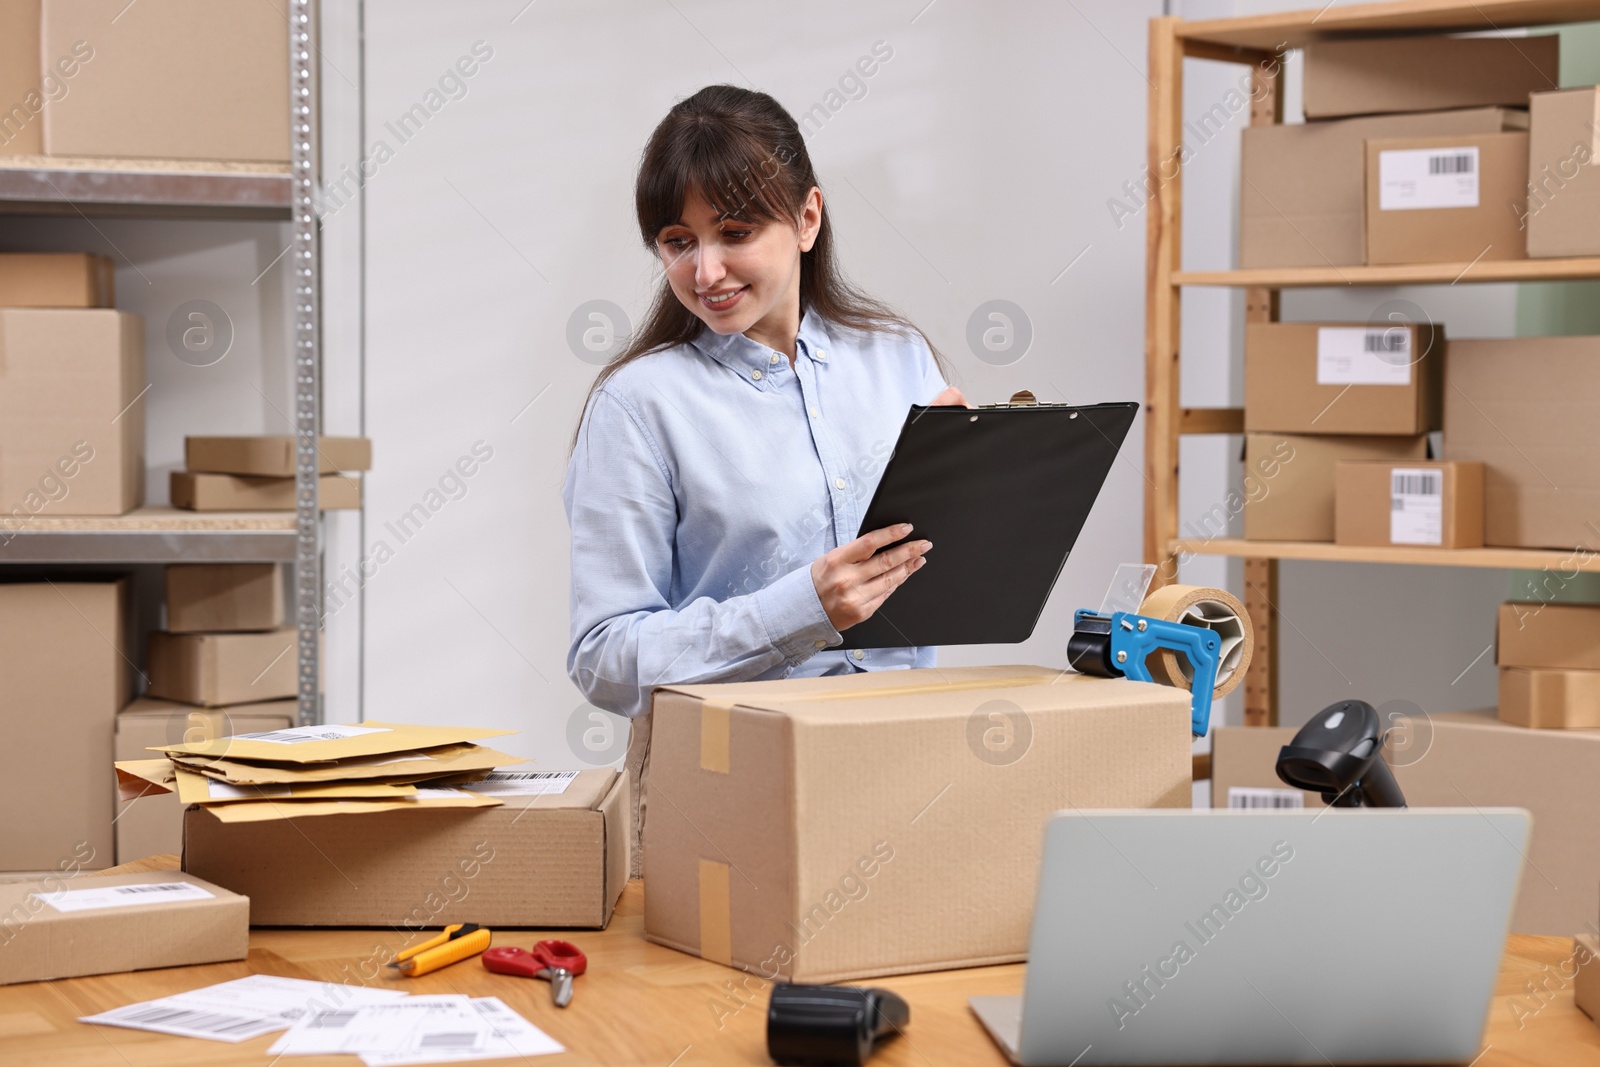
{"left": 172, "top": 436, "right": 369, "bottom": 512}
{"left": 1496, "top": 601, "right": 1600, "bottom": 730}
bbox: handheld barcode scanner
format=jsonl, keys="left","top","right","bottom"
{"left": 1275, "top": 700, "right": 1407, "bottom": 808}
{"left": 767, "top": 983, "right": 909, "bottom": 1067}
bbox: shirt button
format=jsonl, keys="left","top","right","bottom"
{"left": 834, "top": 477, "right": 846, "bottom": 489}
{"left": 816, "top": 349, "right": 827, "bottom": 360}
{"left": 751, "top": 369, "right": 763, "bottom": 381}
{"left": 814, "top": 639, "right": 826, "bottom": 649}
{"left": 809, "top": 406, "right": 819, "bottom": 418}
{"left": 769, "top": 353, "right": 780, "bottom": 364}
{"left": 852, "top": 649, "right": 865, "bottom": 660}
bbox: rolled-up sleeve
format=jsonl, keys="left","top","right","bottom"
{"left": 562, "top": 388, "right": 842, "bottom": 719}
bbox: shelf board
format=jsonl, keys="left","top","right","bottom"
{"left": 0, "top": 156, "right": 291, "bottom": 220}
{"left": 1175, "top": 257, "right": 1600, "bottom": 289}
{"left": 1172, "top": 537, "right": 1599, "bottom": 571}
{"left": 0, "top": 506, "right": 296, "bottom": 564}
{"left": 1178, "top": 0, "right": 1600, "bottom": 53}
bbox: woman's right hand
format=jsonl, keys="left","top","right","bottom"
{"left": 810, "top": 523, "right": 933, "bottom": 633}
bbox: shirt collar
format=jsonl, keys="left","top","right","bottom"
{"left": 692, "top": 305, "right": 834, "bottom": 389}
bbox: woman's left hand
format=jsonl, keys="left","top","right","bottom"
{"left": 930, "top": 386, "right": 972, "bottom": 408}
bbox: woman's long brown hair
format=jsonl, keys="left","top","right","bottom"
{"left": 568, "top": 84, "right": 952, "bottom": 456}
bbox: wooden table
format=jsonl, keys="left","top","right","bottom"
{"left": 3, "top": 856, "right": 1598, "bottom": 1066}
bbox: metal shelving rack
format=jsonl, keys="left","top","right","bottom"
{"left": 0, "top": 8, "right": 324, "bottom": 725}
{"left": 1145, "top": 0, "right": 1600, "bottom": 731}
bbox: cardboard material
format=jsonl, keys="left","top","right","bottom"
{"left": 172, "top": 742, "right": 524, "bottom": 785}
{"left": 115, "top": 696, "right": 295, "bottom": 864}
{"left": 640, "top": 665, "right": 1193, "bottom": 982}
{"left": 183, "top": 769, "right": 629, "bottom": 927}
{"left": 0, "top": 579, "right": 128, "bottom": 871}
{"left": 1209, "top": 713, "right": 1600, "bottom": 936}
{"left": 165, "top": 563, "right": 284, "bottom": 633}
{"left": 0, "top": 0, "right": 42, "bottom": 156}
{"left": 0, "top": 870, "right": 248, "bottom": 985}
{"left": 1499, "top": 667, "right": 1600, "bottom": 729}
{"left": 0, "top": 253, "right": 114, "bottom": 307}
{"left": 1303, "top": 34, "right": 1559, "bottom": 120}
{"left": 1245, "top": 321, "right": 1443, "bottom": 435}
{"left": 40, "top": 0, "right": 288, "bottom": 161}
{"left": 1526, "top": 87, "right": 1600, "bottom": 258}
{"left": 1243, "top": 433, "right": 1429, "bottom": 542}
{"left": 1498, "top": 602, "right": 1600, "bottom": 671}
{"left": 0, "top": 309, "right": 144, "bottom": 517}
{"left": 1241, "top": 107, "right": 1525, "bottom": 268}
{"left": 1578, "top": 933, "right": 1600, "bottom": 1025}
{"left": 1364, "top": 132, "right": 1529, "bottom": 264}
{"left": 171, "top": 472, "right": 361, "bottom": 512}
{"left": 160, "top": 720, "right": 515, "bottom": 763}
{"left": 147, "top": 627, "right": 299, "bottom": 707}
{"left": 1334, "top": 460, "right": 1484, "bottom": 548}
{"left": 1445, "top": 336, "right": 1600, "bottom": 548}
{"left": 185, "top": 436, "right": 373, "bottom": 476}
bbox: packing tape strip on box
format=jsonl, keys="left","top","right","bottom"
{"left": 699, "top": 859, "right": 734, "bottom": 966}
{"left": 1137, "top": 584, "right": 1253, "bottom": 700}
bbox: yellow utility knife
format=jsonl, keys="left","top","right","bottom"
{"left": 387, "top": 923, "right": 492, "bottom": 977}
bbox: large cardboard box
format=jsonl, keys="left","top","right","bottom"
{"left": 0, "top": 309, "right": 144, "bottom": 518}
{"left": 0, "top": 253, "right": 114, "bottom": 307}
{"left": 0, "top": 870, "right": 247, "bottom": 985}
{"left": 0, "top": 0, "right": 42, "bottom": 156}
{"left": 1444, "top": 336, "right": 1600, "bottom": 549}
{"left": 1243, "top": 433, "right": 1428, "bottom": 542}
{"left": 1241, "top": 107, "right": 1525, "bottom": 269}
{"left": 183, "top": 769, "right": 629, "bottom": 927}
{"left": 1303, "top": 35, "right": 1559, "bottom": 121}
{"left": 1527, "top": 87, "right": 1600, "bottom": 258}
{"left": 186, "top": 435, "right": 373, "bottom": 477}
{"left": 0, "top": 579, "right": 129, "bottom": 871}
{"left": 165, "top": 563, "right": 284, "bottom": 633}
{"left": 1498, "top": 602, "right": 1600, "bottom": 671}
{"left": 1365, "top": 132, "right": 1529, "bottom": 264}
{"left": 1499, "top": 667, "right": 1600, "bottom": 730}
{"left": 147, "top": 627, "right": 298, "bottom": 706}
{"left": 115, "top": 696, "right": 295, "bottom": 864}
{"left": 1210, "top": 713, "right": 1600, "bottom": 935}
{"left": 1335, "top": 460, "right": 1484, "bottom": 549}
{"left": 171, "top": 472, "right": 361, "bottom": 512}
{"left": 640, "top": 665, "right": 1192, "bottom": 982}
{"left": 1245, "top": 321, "right": 1443, "bottom": 435}
{"left": 39, "top": 0, "right": 289, "bottom": 162}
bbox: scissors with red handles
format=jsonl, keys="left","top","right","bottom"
{"left": 482, "top": 939, "right": 587, "bottom": 1007}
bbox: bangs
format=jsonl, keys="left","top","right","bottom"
{"left": 636, "top": 117, "right": 797, "bottom": 243}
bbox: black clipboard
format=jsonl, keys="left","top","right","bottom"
{"left": 838, "top": 398, "right": 1138, "bottom": 649}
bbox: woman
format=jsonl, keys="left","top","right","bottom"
{"left": 562, "top": 85, "right": 969, "bottom": 869}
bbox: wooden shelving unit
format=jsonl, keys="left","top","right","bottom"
{"left": 0, "top": 508, "right": 295, "bottom": 564}
{"left": 0, "top": 156, "right": 291, "bottom": 219}
{"left": 1144, "top": 0, "right": 1600, "bottom": 729}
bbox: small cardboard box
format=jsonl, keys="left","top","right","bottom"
{"left": 1365, "top": 132, "right": 1530, "bottom": 265}
{"left": 1210, "top": 712, "right": 1600, "bottom": 936}
{"left": 1245, "top": 322, "right": 1443, "bottom": 435}
{"left": 1527, "top": 87, "right": 1600, "bottom": 258}
{"left": 0, "top": 870, "right": 248, "bottom": 985}
{"left": 185, "top": 436, "right": 373, "bottom": 476}
{"left": 1444, "top": 336, "right": 1600, "bottom": 549}
{"left": 1578, "top": 933, "right": 1600, "bottom": 1024}
{"left": 0, "top": 0, "right": 42, "bottom": 156}
{"left": 39, "top": 0, "right": 288, "bottom": 161}
{"left": 183, "top": 769, "right": 629, "bottom": 927}
{"left": 0, "top": 309, "right": 144, "bottom": 517}
{"left": 165, "top": 563, "right": 284, "bottom": 633}
{"left": 641, "top": 665, "right": 1192, "bottom": 982}
{"left": 1243, "top": 433, "right": 1429, "bottom": 542}
{"left": 1241, "top": 107, "right": 1524, "bottom": 269}
{"left": 1499, "top": 667, "right": 1600, "bottom": 730}
{"left": 0, "top": 579, "right": 129, "bottom": 871}
{"left": 0, "top": 253, "right": 114, "bottom": 307}
{"left": 1303, "top": 34, "right": 1559, "bottom": 120}
{"left": 115, "top": 696, "right": 295, "bottom": 864}
{"left": 1498, "top": 602, "right": 1600, "bottom": 671}
{"left": 1334, "top": 460, "right": 1484, "bottom": 549}
{"left": 171, "top": 472, "right": 361, "bottom": 512}
{"left": 147, "top": 627, "right": 299, "bottom": 706}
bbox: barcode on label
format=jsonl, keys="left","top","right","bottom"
{"left": 1228, "top": 787, "right": 1304, "bottom": 809}
{"left": 1392, "top": 471, "right": 1441, "bottom": 498}
{"left": 419, "top": 1032, "right": 483, "bottom": 1049}
{"left": 1428, "top": 153, "right": 1474, "bottom": 175}
{"left": 113, "top": 883, "right": 190, "bottom": 895}
{"left": 481, "top": 771, "right": 578, "bottom": 782}
{"left": 114, "top": 1005, "right": 266, "bottom": 1037}
{"left": 308, "top": 1011, "right": 359, "bottom": 1029}
{"left": 1363, "top": 331, "right": 1408, "bottom": 353}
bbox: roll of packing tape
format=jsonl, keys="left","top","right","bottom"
{"left": 1137, "top": 584, "right": 1253, "bottom": 700}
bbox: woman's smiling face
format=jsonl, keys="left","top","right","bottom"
{"left": 655, "top": 185, "right": 820, "bottom": 352}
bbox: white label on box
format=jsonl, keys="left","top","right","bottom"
{"left": 232, "top": 724, "right": 389, "bottom": 745}
{"left": 461, "top": 770, "right": 579, "bottom": 797}
{"left": 205, "top": 781, "right": 293, "bottom": 800}
{"left": 1316, "top": 327, "right": 1412, "bottom": 386}
{"left": 411, "top": 787, "right": 469, "bottom": 799}
{"left": 1227, "top": 787, "right": 1305, "bottom": 810}
{"left": 1379, "top": 145, "right": 1480, "bottom": 210}
{"left": 1390, "top": 467, "right": 1444, "bottom": 546}
{"left": 36, "top": 881, "right": 215, "bottom": 913}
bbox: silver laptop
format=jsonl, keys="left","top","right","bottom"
{"left": 972, "top": 808, "right": 1529, "bottom": 1066}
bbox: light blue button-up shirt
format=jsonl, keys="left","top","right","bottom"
{"left": 563, "top": 305, "right": 949, "bottom": 719}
